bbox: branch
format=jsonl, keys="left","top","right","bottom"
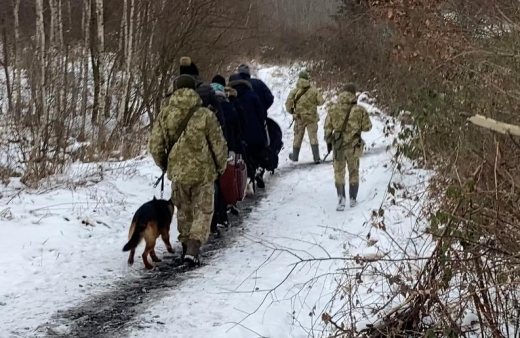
{"left": 468, "top": 114, "right": 520, "bottom": 137}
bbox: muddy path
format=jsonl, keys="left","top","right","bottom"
{"left": 41, "top": 191, "right": 266, "bottom": 338}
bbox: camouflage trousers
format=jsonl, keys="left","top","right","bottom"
{"left": 333, "top": 146, "right": 363, "bottom": 185}
{"left": 293, "top": 120, "right": 319, "bottom": 148}
{"left": 172, "top": 181, "right": 214, "bottom": 245}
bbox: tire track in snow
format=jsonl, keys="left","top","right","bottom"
{"left": 40, "top": 193, "right": 266, "bottom": 338}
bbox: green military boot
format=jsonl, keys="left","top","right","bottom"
{"left": 289, "top": 147, "right": 300, "bottom": 162}
{"left": 184, "top": 239, "right": 201, "bottom": 268}
{"left": 349, "top": 184, "right": 359, "bottom": 208}
{"left": 336, "top": 184, "right": 346, "bottom": 211}
{"left": 311, "top": 144, "right": 321, "bottom": 164}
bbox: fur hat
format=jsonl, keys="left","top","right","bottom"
{"left": 180, "top": 56, "right": 191, "bottom": 67}
{"left": 238, "top": 64, "right": 251, "bottom": 75}
{"left": 343, "top": 83, "right": 357, "bottom": 94}
{"left": 179, "top": 56, "right": 199, "bottom": 76}
{"left": 299, "top": 71, "right": 310, "bottom": 80}
{"left": 176, "top": 74, "right": 196, "bottom": 90}
{"left": 211, "top": 75, "right": 226, "bottom": 87}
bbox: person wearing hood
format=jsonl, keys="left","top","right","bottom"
{"left": 237, "top": 64, "right": 274, "bottom": 114}
{"left": 148, "top": 75, "right": 228, "bottom": 267}
{"left": 207, "top": 75, "right": 243, "bottom": 234}
{"left": 285, "top": 71, "right": 325, "bottom": 164}
{"left": 228, "top": 73, "right": 268, "bottom": 189}
{"left": 211, "top": 75, "right": 242, "bottom": 155}
{"left": 324, "top": 83, "right": 372, "bottom": 211}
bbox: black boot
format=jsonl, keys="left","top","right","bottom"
{"left": 217, "top": 212, "right": 230, "bottom": 229}
{"left": 255, "top": 174, "right": 265, "bottom": 189}
{"left": 229, "top": 205, "right": 240, "bottom": 216}
{"left": 181, "top": 242, "right": 187, "bottom": 260}
{"left": 184, "top": 239, "right": 201, "bottom": 268}
{"left": 349, "top": 184, "right": 359, "bottom": 207}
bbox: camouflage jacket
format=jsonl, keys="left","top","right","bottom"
{"left": 324, "top": 91, "right": 372, "bottom": 149}
{"left": 285, "top": 78, "right": 325, "bottom": 124}
{"left": 149, "top": 88, "right": 228, "bottom": 185}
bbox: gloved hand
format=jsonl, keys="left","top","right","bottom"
{"left": 327, "top": 143, "right": 333, "bottom": 153}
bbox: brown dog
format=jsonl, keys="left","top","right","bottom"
{"left": 122, "top": 197, "right": 175, "bottom": 269}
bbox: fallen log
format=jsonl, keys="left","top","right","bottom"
{"left": 468, "top": 114, "right": 520, "bottom": 137}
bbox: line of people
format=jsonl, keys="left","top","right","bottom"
{"left": 284, "top": 73, "right": 373, "bottom": 212}
{"left": 149, "top": 57, "right": 276, "bottom": 267}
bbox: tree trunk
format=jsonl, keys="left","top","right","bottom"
{"left": 95, "top": 0, "right": 107, "bottom": 122}
{"left": 79, "top": 0, "right": 91, "bottom": 141}
{"left": 12, "top": 0, "right": 22, "bottom": 121}
{"left": 1, "top": 18, "right": 14, "bottom": 116}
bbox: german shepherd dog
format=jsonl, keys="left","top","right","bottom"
{"left": 122, "top": 197, "right": 175, "bottom": 269}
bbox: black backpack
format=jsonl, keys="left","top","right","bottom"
{"left": 259, "top": 118, "right": 283, "bottom": 173}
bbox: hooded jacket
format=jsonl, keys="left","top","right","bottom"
{"left": 285, "top": 78, "right": 325, "bottom": 124}
{"left": 212, "top": 85, "right": 243, "bottom": 154}
{"left": 237, "top": 72, "right": 274, "bottom": 113}
{"left": 228, "top": 77, "right": 267, "bottom": 147}
{"left": 324, "top": 91, "right": 372, "bottom": 149}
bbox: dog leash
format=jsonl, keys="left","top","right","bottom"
{"left": 153, "top": 172, "right": 165, "bottom": 199}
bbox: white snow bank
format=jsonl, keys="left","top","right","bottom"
{"left": 0, "top": 157, "right": 173, "bottom": 336}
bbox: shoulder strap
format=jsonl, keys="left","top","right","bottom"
{"left": 165, "top": 105, "right": 200, "bottom": 154}
{"left": 340, "top": 105, "right": 354, "bottom": 133}
{"left": 292, "top": 87, "right": 311, "bottom": 110}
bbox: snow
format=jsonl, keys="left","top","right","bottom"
{"left": 0, "top": 157, "right": 174, "bottom": 337}
{"left": 0, "top": 64, "right": 432, "bottom": 337}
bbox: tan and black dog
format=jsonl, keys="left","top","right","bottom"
{"left": 122, "top": 197, "right": 175, "bottom": 269}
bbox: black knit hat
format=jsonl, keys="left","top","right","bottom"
{"left": 211, "top": 75, "right": 226, "bottom": 87}
{"left": 179, "top": 56, "right": 199, "bottom": 76}
{"left": 238, "top": 64, "right": 251, "bottom": 75}
{"left": 176, "top": 75, "right": 197, "bottom": 90}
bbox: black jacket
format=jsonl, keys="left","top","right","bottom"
{"left": 228, "top": 77, "right": 267, "bottom": 147}
{"left": 238, "top": 73, "right": 274, "bottom": 113}
{"left": 214, "top": 90, "right": 243, "bottom": 154}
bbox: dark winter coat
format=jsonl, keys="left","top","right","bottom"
{"left": 238, "top": 73, "right": 274, "bottom": 113}
{"left": 228, "top": 78, "right": 267, "bottom": 147}
{"left": 214, "top": 90, "right": 243, "bottom": 154}
{"left": 196, "top": 83, "right": 227, "bottom": 140}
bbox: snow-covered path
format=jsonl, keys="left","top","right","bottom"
{"left": 0, "top": 65, "right": 430, "bottom": 338}
{"left": 122, "top": 66, "right": 429, "bottom": 337}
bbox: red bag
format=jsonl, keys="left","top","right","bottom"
{"left": 220, "top": 161, "right": 239, "bottom": 206}
{"left": 235, "top": 158, "right": 248, "bottom": 201}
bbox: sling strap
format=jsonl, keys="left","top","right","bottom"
{"left": 291, "top": 86, "right": 311, "bottom": 114}
{"left": 340, "top": 104, "right": 354, "bottom": 133}
{"left": 160, "top": 105, "right": 200, "bottom": 156}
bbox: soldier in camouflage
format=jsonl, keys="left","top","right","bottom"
{"left": 149, "top": 75, "right": 228, "bottom": 267}
{"left": 285, "top": 71, "right": 325, "bottom": 164}
{"left": 324, "top": 83, "right": 372, "bottom": 211}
